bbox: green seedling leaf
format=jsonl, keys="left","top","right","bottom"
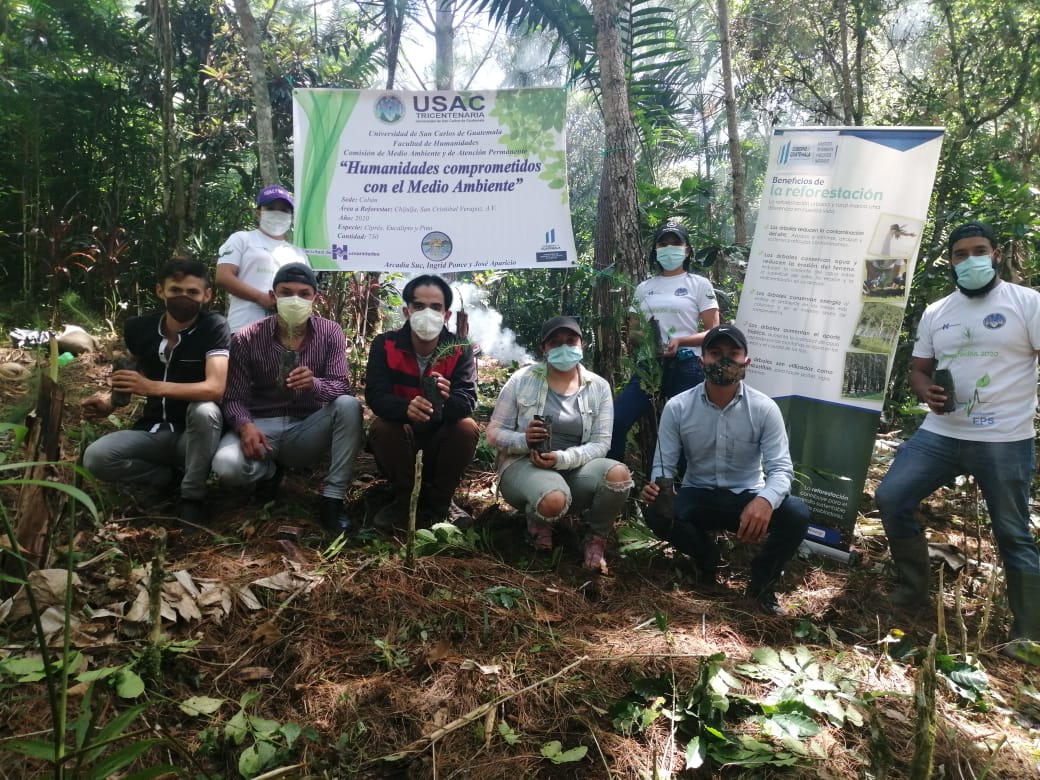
{"left": 845, "top": 703, "right": 865, "bottom": 727}
{"left": 180, "top": 696, "right": 225, "bottom": 716}
{"left": 484, "top": 586, "right": 524, "bottom": 609}
{"left": 115, "top": 669, "right": 145, "bottom": 698}
{"left": 685, "top": 735, "right": 705, "bottom": 769}
{"left": 240, "top": 690, "right": 261, "bottom": 709}
{"left": 239, "top": 740, "right": 277, "bottom": 778}
{"left": 0, "top": 656, "right": 47, "bottom": 681}
{"left": 89, "top": 703, "right": 150, "bottom": 764}
{"left": 0, "top": 478, "right": 98, "bottom": 518}
{"left": 498, "top": 721, "right": 522, "bottom": 745}
{"left": 280, "top": 721, "right": 303, "bottom": 748}
{"left": 4, "top": 738, "right": 57, "bottom": 760}
{"left": 780, "top": 648, "right": 801, "bottom": 673}
{"left": 654, "top": 609, "right": 669, "bottom": 633}
{"left": 539, "top": 740, "right": 587, "bottom": 764}
{"left": 225, "top": 710, "right": 249, "bottom": 745}
{"left": 249, "top": 715, "right": 281, "bottom": 735}
{"left": 762, "top": 712, "right": 819, "bottom": 740}
{"left": 77, "top": 666, "right": 120, "bottom": 683}
{"left": 824, "top": 695, "right": 848, "bottom": 724}
{"left": 86, "top": 738, "right": 164, "bottom": 780}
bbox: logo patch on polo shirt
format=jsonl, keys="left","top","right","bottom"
{"left": 982, "top": 313, "right": 1006, "bottom": 329}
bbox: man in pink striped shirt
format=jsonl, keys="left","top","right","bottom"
{"left": 212, "top": 263, "right": 363, "bottom": 533}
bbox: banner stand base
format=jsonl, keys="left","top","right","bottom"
{"left": 799, "top": 539, "right": 860, "bottom": 566}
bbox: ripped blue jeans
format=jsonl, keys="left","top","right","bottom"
{"left": 498, "top": 457, "right": 632, "bottom": 538}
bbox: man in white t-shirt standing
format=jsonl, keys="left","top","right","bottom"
{"left": 216, "top": 185, "right": 310, "bottom": 333}
{"left": 875, "top": 221, "right": 1040, "bottom": 664}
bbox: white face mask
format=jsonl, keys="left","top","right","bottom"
{"left": 409, "top": 307, "right": 445, "bottom": 341}
{"left": 259, "top": 210, "right": 293, "bottom": 237}
{"left": 276, "top": 295, "right": 312, "bottom": 327}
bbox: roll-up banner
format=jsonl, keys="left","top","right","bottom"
{"left": 737, "top": 127, "right": 945, "bottom": 553}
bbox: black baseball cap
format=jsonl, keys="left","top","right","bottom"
{"left": 946, "top": 221, "right": 997, "bottom": 255}
{"left": 272, "top": 262, "right": 317, "bottom": 291}
{"left": 538, "top": 316, "right": 582, "bottom": 344}
{"left": 702, "top": 324, "right": 748, "bottom": 353}
{"left": 652, "top": 222, "right": 690, "bottom": 245}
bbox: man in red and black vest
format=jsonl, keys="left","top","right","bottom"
{"left": 365, "top": 275, "right": 479, "bottom": 529}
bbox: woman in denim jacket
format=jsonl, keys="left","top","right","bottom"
{"left": 487, "top": 316, "right": 633, "bottom": 572}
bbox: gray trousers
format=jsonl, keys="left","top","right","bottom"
{"left": 211, "top": 395, "right": 363, "bottom": 500}
{"left": 82, "top": 402, "right": 223, "bottom": 501}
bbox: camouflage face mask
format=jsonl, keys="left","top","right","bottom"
{"left": 703, "top": 355, "right": 747, "bottom": 386}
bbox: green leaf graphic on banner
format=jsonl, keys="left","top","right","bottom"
{"left": 295, "top": 90, "right": 360, "bottom": 268}
{"left": 489, "top": 89, "right": 569, "bottom": 204}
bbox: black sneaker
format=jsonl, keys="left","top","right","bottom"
{"left": 372, "top": 499, "right": 407, "bottom": 533}
{"left": 255, "top": 463, "right": 284, "bottom": 504}
{"left": 749, "top": 586, "right": 787, "bottom": 617}
{"left": 178, "top": 498, "right": 208, "bottom": 530}
{"left": 318, "top": 496, "right": 352, "bottom": 534}
{"left": 422, "top": 500, "right": 474, "bottom": 530}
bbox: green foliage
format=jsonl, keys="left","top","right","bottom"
{"left": 372, "top": 638, "right": 411, "bottom": 672}
{"left": 483, "top": 585, "right": 525, "bottom": 608}
{"left": 196, "top": 690, "right": 318, "bottom": 779}
{"left": 498, "top": 721, "right": 523, "bottom": 745}
{"left": 610, "top": 647, "right": 868, "bottom": 771}
{"left": 407, "top": 522, "right": 482, "bottom": 558}
{"left": 615, "top": 517, "right": 666, "bottom": 555}
{"left": 934, "top": 654, "right": 989, "bottom": 704}
{"left": 489, "top": 89, "right": 569, "bottom": 200}
{"left": 0, "top": 461, "right": 177, "bottom": 778}
{"left": 539, "top": 739, "right": 588, "bottom": 764}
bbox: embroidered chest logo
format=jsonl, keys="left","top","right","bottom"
{"left": 982, "top": 313, "right": 1006, "bottom": 330}
{"left": 673, "top": 287, "right": 689, "bottom": 297}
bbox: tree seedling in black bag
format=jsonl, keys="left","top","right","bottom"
{"left": 110, "top": 355, "right": 138, "bottom": 408}
{"left": 278, "top": 349, "right": 298, "bottom": 398}
{"left": 932, "top": 368, "right": 956, "bottom": 413}
{"left": 533, "top": 414, "right": 553, "bottom": 453}
{"left": 422, "top": 374, "right": 445, "bottom": 422}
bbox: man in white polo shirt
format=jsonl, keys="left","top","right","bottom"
{"left": 875, "top": 221, "right": 1040, "bottom": 664}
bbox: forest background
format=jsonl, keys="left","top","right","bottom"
{"left": 2, "top": 0, "right": 1039, "bottom": 412}
{"left": 2, "top": 2, "right": 1040, "bottom": 779}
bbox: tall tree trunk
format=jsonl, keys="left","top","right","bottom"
{"left": 151, "top": 0, "right": 185, "bottom": 252}
{"left": 385, "top": 0, "right": 405, "bottom": 89}
{"left": 590, "top": 0, "right": 642, "bottom": 385}
{"left": 716, "top": 0, "right": 746, "bottom": 246}
{"left": 434, "top": 0, "right": 455, "bottom": 90}
{"left": 233, "top": 0, "right": 279, "bottom": 184}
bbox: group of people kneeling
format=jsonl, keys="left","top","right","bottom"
{"left": 81, "top": 219, "right": 1040, "bottom": 656}
{"left": 81, "top": 254, "right": 804, "bottom": 616}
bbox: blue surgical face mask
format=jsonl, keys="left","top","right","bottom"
{"left": 656, "top": 246, "right": 686, "bottom": 271}
{"left": 954, "top": 255, "right": 996, "bottom": 290}
{"left": 546, "top": 344, "right": 583, "bottom": 371}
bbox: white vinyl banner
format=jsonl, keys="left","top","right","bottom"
{"left": 292, "top": 88, "right": 577, "bottom": 273}
{"left": 737, "top": 127, "right": 944, "bottom": 550}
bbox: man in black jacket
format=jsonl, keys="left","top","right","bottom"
{"left": 83, "top": 258, "right": 230, "bottom": 525}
